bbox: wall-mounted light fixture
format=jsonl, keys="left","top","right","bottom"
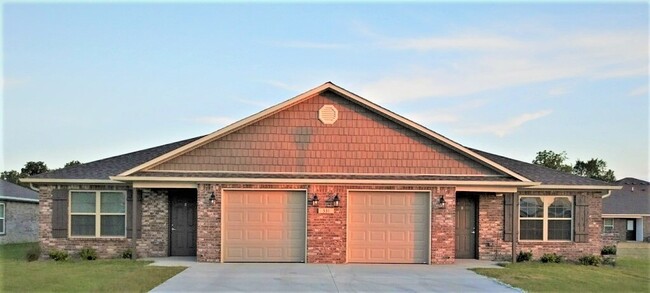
{"left": 209, "top": 192, "right": 216, "bottom": 205}
{"left": 435, "top": 196, "right": 446, "bottom": 209}
{"left": 325, "top": 193, "right": 341, "bottom": 208}
{"left": 309, "top": 194, "right": 319, "bottom": 207}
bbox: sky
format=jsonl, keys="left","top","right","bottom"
{"left": 2, "top": 1, "right": 649, "bottom": 181}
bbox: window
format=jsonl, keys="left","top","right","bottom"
{"left": 519, "top": 196, "right": 573, "bottom": 241}
{"left": 0, "top": 203, "right": 5, "bottom": 235}
{"left": 70, "top": 191, "right": 126, "bottom": 237}
{"left": 603, "top": 219, "right": 614, "bottom": 233}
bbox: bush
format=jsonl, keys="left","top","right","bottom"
{"left": 25, "top": 246, "right": 41, "bottom": 262}
{"left": 603, "top": 255, "right": 616, "bottom": 266}
{"left": 48, "top": 249, "right": 69, "bottom": 261}
{"left": 121, "top": 248, "right": 133, "bottom": 259}
{"left": 540, "top": 253, "right": 564, "bottom": 263}
{"left": 516, "top": 251, "right": 533, "bottom": 262}
{"left": 578, "top": 255, "right": 602, "bottom": 266}
{"left": 601, "top": 245, "right": 616, "bottom": 255}
{"left": 79, "top": 247, "right": 98, "bottom": 260}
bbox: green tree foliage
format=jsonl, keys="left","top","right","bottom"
{"left": 532, "top": 150, "right": 573, "bottom": 172}
{"left": 532, "top": 150, "right": 616, "bottom": 182}
{"left": 573, "top": 158, "right": 616, "bottom": 182}
{"left": 1, "top": 170, "right": 23, "bottom": 186}
{"left": 64, "top": 160, "right": 81, "bottom": 168}
{"left": 20, "top": 161, "right": 49, "bottom": 176}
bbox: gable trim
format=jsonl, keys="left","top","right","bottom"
{"left": 140, "top": 169, "right": 511, "bottom": 177}
{"left": 117, "top": 82, "right": 531, "bottom": 182}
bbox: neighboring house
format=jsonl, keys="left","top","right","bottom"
{"left": 23, "top": 82, "right": 619, "bottom": 263}
{"left": 0, "top": 180, "right": 39, "bottom": 244}
{"left": 602, "top": 177, "right": 650, "bottom": 243}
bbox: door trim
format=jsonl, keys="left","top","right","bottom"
{"left": 220, "top": 188, "right": 308, "bottom": 263}
{"left": 454, "top": 194, "right": 478, "bottom": 259}
{"left": 346, "top": 189, "right": 432, "bottom": 264}
{"left": 168, "top": 189, "right": 198, "bottom": 257}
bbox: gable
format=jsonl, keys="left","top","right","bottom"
{"left": 149, "top": 90, "right": 503, "bottom": 176}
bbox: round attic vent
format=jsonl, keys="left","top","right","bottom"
{"left": 318, "top": 105, "right": 339, "bottom": 124}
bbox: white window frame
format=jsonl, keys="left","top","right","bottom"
{"left": 68, "top": 191, "right": 127, "bottom": 238}
{"left": 0, "top": 202, "right": 5, "bottom": 235}
{"left": 603, "top": 219, "right": 614, "bottom": 233}
{"left": 519, "top": 196, "right": 573, "bottom": 242}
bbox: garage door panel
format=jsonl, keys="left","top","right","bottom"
{"left": 349, "top": 191, "right": 429, "bottom": 264}
{"left": 224, "top": 190, "right": 306, "bottom": 262}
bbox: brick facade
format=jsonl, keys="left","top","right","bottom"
{"left": 602, "top": 216, "right": 650, "bottom": 243}
{"left": 196, "top": 183, "right": 456, "bottom": 264}
{"left": 39, "top": 183, "right": 605, "bottom": 263}
{"left": 476, "top": 190, "right": 603, "bottom": 261}
{"left": 38, "top": 185, "right": 169, "bottom": 259}
{"left": 0, "top": 200, "right": 39, "bottom": 244}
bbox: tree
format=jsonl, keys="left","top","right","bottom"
{"left": 573, "top": 158, "right": 616, "bottom": 182}
{"left": 1, "top": 170, "right": 23, "bottom": 185}
{"left": 532, "top": 150, "right": 573, "bottom": 172}
{"left": 20, "top": 161, "right": 48, "bottom": 176}
{"left": 64, "top": 160, "right": 81, "bottom": 168}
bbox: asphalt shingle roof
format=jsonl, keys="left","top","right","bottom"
{"left": 30, "top": 136, "right": 203, "bottom": 180}
{"left": 470, "top": 148, "right": 612, "bottom": 186}
{"left": 1, "top": 180, "right": 39, "bottom": 201}
{"left": 603, "top": 177, "right": 650, "bottom": 215}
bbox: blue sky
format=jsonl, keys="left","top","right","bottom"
{"left": 2, "top": 2, "right": 648, "bottom": 180}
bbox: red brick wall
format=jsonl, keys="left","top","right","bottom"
{"left": 196, "top": 183, "right": 456, "bottom": 264}
{"left": 38, "top": 185, "right": 169, "bottom": 259}
{"left": 153, "top": 91, "right": 498, "bottom": 176}
{"left": 477, "top": 191, "right": 603, "bottom": 261}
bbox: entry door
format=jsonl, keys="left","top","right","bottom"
{"left": 455, "top": 195, "right": 477, "bottom": 259}
{"left": 626, "top": 219, "right": 636, "bottom": 241}
{"left": 170, "top": 193, "right": 197, "bottom": 256}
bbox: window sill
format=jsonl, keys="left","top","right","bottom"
{"left": 518, "top": 240, "right": 574, "bottom": 243}
{"left": 68, "top": 236, "right": 127, "bottom": 240}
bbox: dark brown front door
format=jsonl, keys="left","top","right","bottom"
{"left": 626, "top": 219, "right": 636, "bottom": 241}
{"left": 170, "top": 190, "right": 197, "bottom": 256}
{"left": 455, "top": 195, "right": 477, "bottom": 259}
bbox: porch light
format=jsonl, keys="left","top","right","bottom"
{"left": 436, "top": 196, "right": 446, "bottom": 209}
{"left": 332, "top": 194, "right": 340, "bottom": 207}
{"left": 309, "top": 194, "right": 319, "bottom": 207}
{"left": 209, "top": 192, "right": 216, "bottom": 205}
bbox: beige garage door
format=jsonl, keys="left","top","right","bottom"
{"left": 223, "top": 190, "right": 306, "bottom": 262}
{"left": 348, "top": 191, "right": 430, "bottom": 264}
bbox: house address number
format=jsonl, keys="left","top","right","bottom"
{"left": 318, "top": 208, "right": 334, "bottom": 214}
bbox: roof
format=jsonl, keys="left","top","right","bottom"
{"left": 471, "top": 148, "right": 613, "bottom": 186}
{"left": 21, "top": 82, "right": 619, "bottom": 190}
{"left": 0, "top": 180, "right": 39, "bottom": 203}
{"left": 603, "top": 177, "right": 650, "bottom": 215}
{"left": 29, "top": 136, "right": 202, "bottom": 180}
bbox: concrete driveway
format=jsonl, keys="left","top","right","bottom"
{"left": 149, "top": 259, "right": 520, "bottom": 292}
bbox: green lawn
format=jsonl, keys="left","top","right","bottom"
{"left": 0, "top": 242, "right": 186, "bottom": 292}
{"left": 472, "top": 258, "right": 650, "bottom": 293}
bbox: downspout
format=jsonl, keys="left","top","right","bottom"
{"left": 29, "top": 183, "right": 39, "bottom": 192}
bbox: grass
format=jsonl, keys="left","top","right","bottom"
{"left": 472, "top": 257, "right": 650, "bottom": 293}
{"left": 0, "top": 242, "right": 186, "bottom": 292}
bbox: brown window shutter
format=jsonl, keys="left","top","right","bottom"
{"left": 504, "top": 193, "right": 513, "bottom": 242}
{"left": 126, "top": 190, "right": 142, "bottom": 239}
{"left": 51, "top": 189, "right": 69, "bottom": 238}
{"left": 574, "top": 194, "right": 589, "bottom": 243}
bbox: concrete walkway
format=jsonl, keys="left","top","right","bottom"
{"left": 148, "top": 258, "right": 520, "bottom": 292}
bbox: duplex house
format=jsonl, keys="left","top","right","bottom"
{"left": 602, "top": 178, "right": 649, "bottom": 243}
{"left": 0, "top": 180, "right": 39, "bottom": 244}
{"left": 23, "top": 82, "right": 618, "bottom": 263}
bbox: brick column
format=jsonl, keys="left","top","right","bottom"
{"left": 197, "top": 183, "right": 221, "bottom": 262}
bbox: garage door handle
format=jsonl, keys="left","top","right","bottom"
{"left": 171, "top": 227, "right": 176, "bottom": 231}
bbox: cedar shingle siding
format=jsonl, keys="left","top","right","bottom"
{"left": 152, "top": 91, "right": 499, "bottom": 175}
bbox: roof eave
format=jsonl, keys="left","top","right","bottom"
{"left": 20, "top": 178, "right": 126, "bottom": 184}
{"left": 0, "top": 196, "right": 39, "bottom": 203}
{"left": 523, "top": 184, "right": 622, "bottom": 190}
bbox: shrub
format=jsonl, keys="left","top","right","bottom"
{"left": 601, "top": 245, "right": 616, "bottom": 255}
{"left": 48, "top": 249, "right": 69, "bottom": 261}
{"left": 602, "top": 255, "right": 616, "bottom": 266}
{"left": 79, "top": 247, "right": 98, "bottom": 260}
{"left": 516, "top": 251, "right": 533, "bottom": 262}
{"left": 25, "top": 246, "right": 41, "bottom": 262}
{"left": 121, "top": 248, "right": 133, "bottom": 259}
{"left": 578, "top": 255, "right": 602, "bottom": 266}
{"left": 540, "top": 253, "right": 564, "bottom": 263}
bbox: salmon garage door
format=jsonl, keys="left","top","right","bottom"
{"left": 223, "top": 190, "right": 306, "bottom": 262}
{"left": 348, "top": 191, "right": 430, "bottom": 264}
